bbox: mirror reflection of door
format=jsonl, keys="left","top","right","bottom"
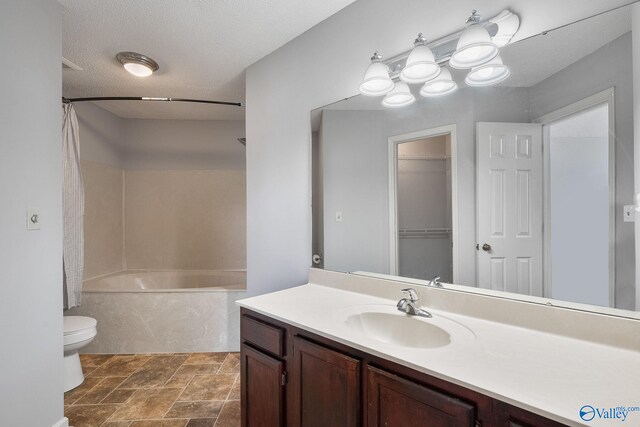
{"left": 476, "top": 93, "right": 615, "bottom": 307}
{"left": 396, "top": 134, "right": 453, "bottom": 282}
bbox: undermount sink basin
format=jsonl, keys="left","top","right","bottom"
{"left": 339, "top": 305, "right": 475, "bottom": 349}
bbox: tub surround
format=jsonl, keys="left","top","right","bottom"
{"left": 67, "top": 270, "right": 246, "bottom": 353}
{"left": 237, "top": 268, "right": 640, "bottom": 426}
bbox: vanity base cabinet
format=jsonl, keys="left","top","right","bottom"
{"left": 493, "top": 400, "right": 566, "bottom": 427}
{"left": 240, "top": 308, "right": 566, "bottom": 427}
{"left": 240, "top": 343, "right": 285, "bottom": 427}
{"left": 367, "top": 366, "right": 476, "bottom": 427}
{"left": 291, "top": 337, "right": 361, "bottom": 427}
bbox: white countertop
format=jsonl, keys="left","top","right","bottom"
{"left": 238, "top": 281, "right": 640, "bottom": 426}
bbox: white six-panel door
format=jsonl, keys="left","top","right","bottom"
{"left": 476, "top": 122, "right": 543, "bottom": 296}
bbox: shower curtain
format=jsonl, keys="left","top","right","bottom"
{"left": 62, "top": 103, "right": 84, "bottom": 309}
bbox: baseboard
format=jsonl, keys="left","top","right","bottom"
{"left": 52, "top": 417, "right": 69, "bottom": 427}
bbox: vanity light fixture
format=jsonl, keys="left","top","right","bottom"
{"left": 420, "top": 67, "right": 457, "bottom": 97}
{"left": 116, "top": 51, "right": 159, "bottom": 77}
{"left": 382, "top": 82, "right": 416, "bottom": 108}
{"left": 359, "top": 52, "right": 395, "bottom": 96}
{"left": 465, "top": 55, "right": 510, "bottom": 87}
{"left": 449, "top": 10, "right": 499, "bottom": 69}
{"left": 400, "top": 34, "right": 440, "bottom": 84}
{"left": 359, "top": 10, "right": 519, "bottom": 106}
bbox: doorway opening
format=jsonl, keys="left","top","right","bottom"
{"left": 388, "top": 125, "right": 458, "bottom": 283}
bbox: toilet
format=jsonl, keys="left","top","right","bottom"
{"left": 63, "top": 316, "right": 97, "bottom": 392}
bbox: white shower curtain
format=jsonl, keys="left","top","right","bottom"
{"left": 62, "top": 103, "right": 84, "bottom": 309}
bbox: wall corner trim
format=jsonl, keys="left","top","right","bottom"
{"left": 52, "top": 417, "right": 69, "bottom": 427}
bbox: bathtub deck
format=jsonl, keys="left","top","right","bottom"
{"left": 64, "top": 352, "right": 240, "bottom": 427}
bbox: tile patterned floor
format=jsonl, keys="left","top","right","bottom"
{"left": 64, "top": 353, "right": 240, "bottom": 427}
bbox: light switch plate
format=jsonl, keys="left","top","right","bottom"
{"left": 27, "top": 208, "right": 41, "bottom": 230}
{"left": 624, "top": 205, "right": 635, "bottom": 223}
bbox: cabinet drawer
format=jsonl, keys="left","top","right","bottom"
{"left": 241, "top": 315, "right": 285, "bottom": 357}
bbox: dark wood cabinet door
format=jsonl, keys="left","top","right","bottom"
{"left": 367, "top": 366, "right": 476, "bottom": 427}
{"left": 493, "top": 400, "right": 567, "bottom": 427}
{"left": 241, "top": 343, "right": 285, "bottom": 427}
{"left": 291, "top": 336, "right": 361, "bottom": 427}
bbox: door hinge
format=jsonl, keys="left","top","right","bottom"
{"left": 281, "top": 372, "right": 287, "bottom": 386}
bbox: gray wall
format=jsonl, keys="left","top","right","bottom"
{"left": 75, "top": 102, "right": 126, "bottom": 168}
{"left": 0, "top": 1, "right": 64, "bottom": 426}
{"left": 529, "top": 32, "right": 635, "bottom": 309}
{"left": 245, "top": 0, "right": 632, "bottom": 296}
{"left": 321, "top": 87, "right": 531, "bottom": 286}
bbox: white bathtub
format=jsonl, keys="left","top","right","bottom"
{"left": 65, "top": 270, "right": 247, "bottom": 353}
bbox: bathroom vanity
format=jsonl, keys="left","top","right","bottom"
{"left": 237, "top": 269, "right": 640, "bottom": 427}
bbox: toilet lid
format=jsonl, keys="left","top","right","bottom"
{"left": 64, "top": 316, "right": 97, "bottom": 335}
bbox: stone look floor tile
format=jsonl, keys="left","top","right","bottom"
{"left": 184, "top": 353, "right": 228, "bottom": 365}
{"left": 129, "top": 420, "right": 188, "bottom": 427}
{"left": 228, "top": 376, "right": 240, "bottom": 400}
{"left": 102, "top": 388, "right": 137, "bottom": 404}
{"left": 110, "top": 388, "right": 183, "bottom": 420}
{"left": 187, "top": 418, "right": 216, "bottom": 427}
{"left": 66, "top": 352, "right": 241, "bottom": 426}
{"left": 80, "top": 353, "right": 115, "bottom": 367}
{"left": 75, "top": 376, "right": 128, "bottom": 404}
{"left": 119, "top": 355, "right": 188, "bottom": 388}
{"left": 164, "top": 374, "right": 194, "bottom": 388}
{"left": 178, "top": 374, "right": 237, "bottom": 401}
{"left": 90, "top": 355, "right": 152, "bottom": 377}
{"left": 214, "top": 400, "right": 240, "bottom": 427}
{"left": 165, "top": 401, "right": 224, "bottom": 419}
{"left": 64, "top": 376, "right": 104, "bottom": 405}
{"left": 175, "top": 364, "right": 221, "bottom": 376}
{"left": 65, "top": 404, "right": 120, "bottom": 427}
{"left": 218, "top": 353, "right": 240, "bottom": 374}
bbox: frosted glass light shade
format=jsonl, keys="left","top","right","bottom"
{"left": 124, "top": 62, "right": 154, "bottom": 77}
{"left": 465, "top": 55, "right": 510, "bottom": 86}
{"left": 359, "top": 55, "right": 394, "bottom": 96}
{"left": 449, "top": 22, "right": 498, "bottom": 69}
{"left": 400, "top": 38, "right": 440, "bottom": 84}
{"left": 382, "top": 82, "right": 415, "bottom": 108}
{"left": 420, "top": 68, "right": 457, "bottom": 97}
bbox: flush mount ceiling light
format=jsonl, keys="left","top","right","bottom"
{"left": 449, "top": 10, "right": 499, "bottom": 69}
{"left": 382, "top": 82, "right": 416, "bottom": 108}
{"left": 116, "top": 51, "right": 159, "bottom": 77}
{"left": 465, "top": 55, "right": 510, "bottom": 86}
{"left": 400, "top": 34, "right": 440, "bottom": 84}
{"left": 420, "top": 67, "right": 457, "bottom": 97}
{"left": 359, "top": 52, "right": 394, "bottom": 96}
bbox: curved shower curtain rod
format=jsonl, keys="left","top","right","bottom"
{"left": 62, "top": 96, "right": 244, "bottom": 107}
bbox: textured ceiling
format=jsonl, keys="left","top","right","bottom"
{"left": 60, "top": 0, "right": 357, "bottom": 120}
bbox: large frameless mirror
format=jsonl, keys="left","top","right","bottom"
{"left": 311, "top": 4, "right": 639, "bottom": 316}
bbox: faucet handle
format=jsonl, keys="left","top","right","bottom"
{"left": 429, "top": 276, "right": 442, "bottom": 288}
{"left": 401, "top": 288, "right": 419, "bottom": 302}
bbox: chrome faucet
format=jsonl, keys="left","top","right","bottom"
{"left": 428, "top": 275, "right": 443, "bottom": 288}
{"left": 397, "top": 288, "right": 432, "bottom": 318}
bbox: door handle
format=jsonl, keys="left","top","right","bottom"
{"left": 482, "top": 243, "right": 492, "bottom": 252}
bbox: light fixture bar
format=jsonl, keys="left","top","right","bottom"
{"left": 383, "top": 9, "right": 518, "bottom": 79}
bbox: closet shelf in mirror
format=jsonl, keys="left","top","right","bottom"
{"left": 399, "top": 228, "right": 452, "bottom": 239}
